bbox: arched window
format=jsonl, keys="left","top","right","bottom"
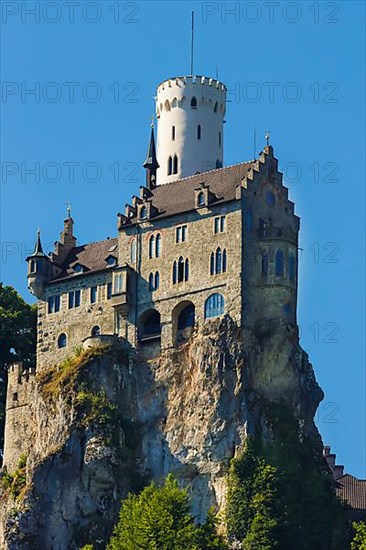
{"left": 197, "top": 124, "right": 201, "bottom": 140}
{"left": 164, "top": 99, "right": 171, "bottom": 111}
{"left": 141, "top": 310, "right": 161, "bottom": 338}
{"left": 149, "top": 235, "right": 155, "bottom": 259}
{"left": 173, "top": 155, "right": 178, "bottom": 174}
{"left": 178, "top": 304, "right": 195, "bottom": 330}
{"left": 275, "top": 249, "right": 284, "bottom": 276}
{"left": 140, "top": 206, "right": 147, "bottom": 220}
{"left": 214, "top": 101, "right": 218, "bottom": 112}
{"left": 261, "top": 251, "right": 269, "bottom": 276}
{"left": 131, "top": 239, "right": 136, "bottom": 262}
{"left": 30, "top": 260, "right": 36, "bottom": 273}
{"left": 222, "top": 249, "right": 227, "bottom": 273}
{"left": 171, "top": 126, "right": 175, "bottom": 141}
{"left": 210, "top": 252, "right": 215, "bottom": 275}
{"left": 173, "top": 261, "right": 177, "bottom": 284}
{"left": 216, "top": 247, "right": 222, "bottom": 274}
{"left": 168, "top": 156, "right": 172, "bottom": 176}
{"left": 190, "top": 96, "right": 197, "bottom": 109}
{"left": 171, "top": 97, "right": 178, "bottom": 108}
{"left": 155, "top": 233, "right": 162, "bottom": 257}
{"left": 197, "top": 192, "right": 205, "bottom": 207}
{"left": 57, "top": 333, "right": 67, "bottom": 348}
{"left": 205, "top": 293, "right": 225, "bottom": 319}
{"left": 91, "top": 325, "right": 100, "bottom": 337}
{"left": 288, "top": 253, "right": 295, "bottom": 281}
{"left": 185, "top": 258, "right": 189, "bottom": 281}
{"left": 178, "top": 256, "right": 184, "bottom": 283}
{"left": 155, "top": 271, "right": 160, "bottom": 289}
{"left": 149, "top": 272, "right": 154, "bottom": 291}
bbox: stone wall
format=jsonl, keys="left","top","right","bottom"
{"left": 37, "top": 272, "right": 115, "bottom": 370}
{"left": 3, "top": 363, "right": 36, "bottom": 472}
{"left": 119, "top": 200, "right": 243, "bottom": 351}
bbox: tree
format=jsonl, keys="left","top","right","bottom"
{"left": 351, "top": 522, "right": 366, "bottom": 550}
{"left": 107, "top": 474, "right": 227, "bottom": 550}
{"left": 0, "top": 284, "right": 36, "bottom": 459}
{"left": 226, "top": 438, "right": 281, "bottom": 549}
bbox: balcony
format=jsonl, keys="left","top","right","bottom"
{"left": 110, "top": 291, "right": 130, "bottom": 316}
{"left": 257, "top": 226, "right": 297, "bottom": 244}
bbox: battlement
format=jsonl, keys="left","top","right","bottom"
{"left": 157, "top": 75, "right": 227, "bottom": 93}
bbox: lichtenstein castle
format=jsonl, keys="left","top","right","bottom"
{"left": 3, "top": 75, "right": 299, "bottom": 468}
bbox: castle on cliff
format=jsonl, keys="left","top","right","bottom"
{"left": 3, "top": 75, "right": 299, "bottom": 467}
{"left": 26, "top": 75, "right": 299, "bottom": 368}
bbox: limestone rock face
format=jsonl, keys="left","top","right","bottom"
{"left": 0, "top": 318, "right": 324, "bottom": 549}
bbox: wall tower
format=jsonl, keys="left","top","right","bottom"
{"left": 155, "top": 76, "right": 226, "bottom": 184}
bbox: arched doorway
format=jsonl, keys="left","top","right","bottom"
{"left": 139, "top": 309, "right": 161, "bottom": 343}
{"left": 172, "top": 301, "right": 195, "bottom": 346}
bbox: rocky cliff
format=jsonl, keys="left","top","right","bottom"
{"left": 0, "top": 317, "right": 325, "bottom": 549}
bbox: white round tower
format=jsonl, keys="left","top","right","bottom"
{"left": 155, "top": 75, "right": 226, "bottom": 184}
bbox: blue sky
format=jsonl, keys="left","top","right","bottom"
{"left": 0, "top": 1, "right": 365, "bottom": 477}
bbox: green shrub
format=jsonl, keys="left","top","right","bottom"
{"left": 76, "top": 390, "right": 117, "bottom": 428}
{"left": 351, "top": 522, "right": 366, "bottom": 549}
{"left": 0, "top": 454, "right": 27, "bottom": 499}
{"left": 107, "top": 474, "right": 227, "bottom": 550}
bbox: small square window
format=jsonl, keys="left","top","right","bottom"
{"left": 214, "top": 216, "right": 226, "bottom": 234}
{"left": 176, "top": 225, "right": 187, "bottom": 243}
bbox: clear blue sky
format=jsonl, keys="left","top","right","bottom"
{"left": 0, "top": 1, "right": 365, "bottom": 477}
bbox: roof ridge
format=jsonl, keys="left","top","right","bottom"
{"left": 156, "top": 159, "right": 256, "bottom": 187}
{"left": 73, "top": 237, "right": 118, "bottom": 250}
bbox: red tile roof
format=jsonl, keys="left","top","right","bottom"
{"left": 336, "top": 475, "right": 366, "bottom": 510}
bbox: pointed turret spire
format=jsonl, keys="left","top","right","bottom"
{"left": 143, "top": 123, "right": 159, "bottom": 189}
{"left": 31, "top": 229, "right": 46, "bottom": 257}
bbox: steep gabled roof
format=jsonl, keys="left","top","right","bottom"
{"left": 49, "top": 238, "right": 118, "bottom": 282}
{"left": 129, "top": 161, "right": 255, "bottom": 222}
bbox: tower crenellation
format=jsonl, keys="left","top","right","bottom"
{"left": 156, "top": 75, "right": 226, "bottom": 183}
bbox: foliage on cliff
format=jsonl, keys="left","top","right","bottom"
{"left": 226, "top": 439, "right": 280, "bottom": 549}
{"left": 36, "top": 344, "right": 112, "bottom": 399}
{"left": 0, "top": 454, "right": 27, "bottom": 499}
{"left": 226, "top": 404, "right": 350, "bottom": 550}
{"left": 107, "top": 474, "right": 227, "bottom": 550}
{"left": 0, "top": 284, "right": 36, "bottom": 461}
{"left": 351, "top": 522, "right": 366, "bottom": 549}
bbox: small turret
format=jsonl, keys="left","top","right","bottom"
{"left": 143, "top": 125, "right": 159, "bottom": 189}
{"left": 51, "top": 207, "right": 77, "bottom": 265}
{"left": 26, "top": 230, "right": 52, "bottom": 298}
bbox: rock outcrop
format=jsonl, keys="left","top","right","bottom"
{"left": 0, "top": 317, "right": 325, "bottom": 549}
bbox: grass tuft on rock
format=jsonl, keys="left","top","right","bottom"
{"left": 37, "top": 345, "right": 111, "bottom": 399}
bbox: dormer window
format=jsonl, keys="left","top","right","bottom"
{"left": 140, "top": 206, "right": 147, "bottom": 220}
{"left": 106, "top": 255, "right": 117, "bottom": 267}
{"left": 197, "top": 192, "right": 205, "bottom": 207}
{"left": 73, "top": 263, "right": 85, "bottom": 274}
